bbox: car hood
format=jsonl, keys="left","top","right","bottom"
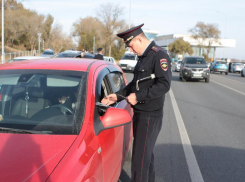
{"left": 185, "top": 64, "right": 208, "bottom": 68}
{"left": 119, "top": 59, "right": 137, "bottom": 66}
{"left": 0, "top": 133, "right": 77, "bottom": 182}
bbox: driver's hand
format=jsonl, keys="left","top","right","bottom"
{"left": 101, "top": 94, "right": 117, "bottom": 106}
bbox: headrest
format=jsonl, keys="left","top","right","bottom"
{"left": 28, "top": 87, "right": 44, "bottom": 98}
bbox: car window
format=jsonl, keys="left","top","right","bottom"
{"left": 0, "top": 70, "right": 86, "bottom": 135}
{"left": 108, "top": 72, "right": 125, "bottom": 92}
{"left": 185, "top": 58, "right": 206, "bottom": 64}
{"left": 121, "top": 54, "right": 136, "bottom": 60}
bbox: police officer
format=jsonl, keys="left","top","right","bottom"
{"left": 94, "top": 47, "right": 104, "bottom": 60}
{"left": 101, "top": 23, "right": 171, "bottom": 182}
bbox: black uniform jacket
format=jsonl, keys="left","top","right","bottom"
{"left": 116, "top": 41, "right": 172, "bottom": 116}
{"left": 94, "top": 54, "right": 104, "bottom": 60}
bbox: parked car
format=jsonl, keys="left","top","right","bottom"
{"left": 230, "top": 62, "right": 244, "bottom": 73}
{"left": 118, "top": 51, "right": 138, "bottom": 71}
{"left": 6, "top": 56, "right": 48, "bottom": 63}
{"left": 241, "top": 67, "right": 245, "bottom": 77}
{"left": 210, "top": 60, "right": 228, "bottom": 75}
{"left": 41, "top": 49, "right": 55, "bottom": 58}
{"left": 104, "top": 56, "right": 116, "bottom": 64}
{"left": 179, "top": 56, "right": 210, "bottom": 82}
{"left": 0, "top": 58, "right": 133, "bottom": 182}
{"left": 54, "top": 51, "right": 95, "bottom": 59}
{"left": 175, "top": 60, "right": 182, "bottom": 72}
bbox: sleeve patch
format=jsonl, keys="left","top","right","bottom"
{"left": 151, "top": 46, "right": 161, "bottom": 52}
{"left": 160, "top": 59, "right": 168, "bottom": 71}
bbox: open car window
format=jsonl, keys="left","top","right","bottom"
{"left": 0, "top": 70, "right": 87, "bottom": 135}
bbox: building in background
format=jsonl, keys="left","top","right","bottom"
{"left": 143, "top": 29, "right": 159, "bottom": 41}
{"left": 154, "top": 34, "right": 236, "bottom": 60}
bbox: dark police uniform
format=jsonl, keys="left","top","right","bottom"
{"left": 94, "top": 47, "right": 104, "bottom": 60}
{"left": 116, "top": 24, "right": 171, "bottom": 182}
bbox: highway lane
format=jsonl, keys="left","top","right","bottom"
{"left": 120, "top": 69, "right": 245, "bottom": 182}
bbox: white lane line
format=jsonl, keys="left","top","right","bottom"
{"left": 211, "top": 80, "right": 245, "bottom": 96}
{"left": 212, "top": 74, "right": 245, "bottom": 85}
{"left": 169, "top": 88, "right": 204, "bottom": 182}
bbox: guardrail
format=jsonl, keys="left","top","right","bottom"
{"left": 0, "top": 51, "right": 40, "bottom": 63}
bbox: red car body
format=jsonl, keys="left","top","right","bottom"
{"left": 0, "top": 58, "right": 133, "bottom": 182}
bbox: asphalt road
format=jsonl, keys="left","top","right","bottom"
{"left": 119, "top": 67, "right": 245, "bottom": 182}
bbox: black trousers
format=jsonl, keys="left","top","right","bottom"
{"left": 131, "top": 114, "right": 163, "bottom": 182}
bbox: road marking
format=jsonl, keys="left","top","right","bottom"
{"left": 212, "top": 74, "right": 245, "bottom": 85}
{"left": 211, "top": 80, "right": 245, "bottom": 96}
{"left": 169, "top": 88, "right": 204, "bottom": 182}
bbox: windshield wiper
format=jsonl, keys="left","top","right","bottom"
{"left": 0, "top": 127, "right": 46, "bottom": 134}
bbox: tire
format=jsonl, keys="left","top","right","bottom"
{"left": 242, "top": 71, "right": 244, "bottom": 77}
{"left": 212, "top": 69, "right": 215, "bottom": 74}
{"left": 220, "top": 72, "right": 222, "bottom": 74}
{"left": 225, "top": 72, "right": 228, "bottom": 75}
{"left": 205, "top": 77, "right": 210, "bottom": 83}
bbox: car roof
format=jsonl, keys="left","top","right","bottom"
{"left": 0, "top": 58, "right": 111, "bottom": 72}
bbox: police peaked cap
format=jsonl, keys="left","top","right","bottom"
{"left": 117, "top": 24, "right": 144, "bottom": 46}
{"left": 97, "top": 48, "right": 102, "bottom": 52}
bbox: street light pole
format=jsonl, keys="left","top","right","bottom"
{"left": 37, "top": 33, "right": 42, "bottom": 55}
{"left": 129, "top": 0, "right": 131, "bottom": 29}
{"left": 217, "top": 11, "right": 227, "bottom": 58}
{"left": 1, "top": 0, "right": 5, "bottom": 64}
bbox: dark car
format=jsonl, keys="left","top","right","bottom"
{"left": 41, "top": 49, "right": 55, "bottom": 58}
{"left": 210, "top": 60, "right": 228, "bottom": 75}
{"left": 54, "top": 51, "right": 95, "bottom": 59}
{"left": 179, "top": 56, "right": 210, "bottom": 83}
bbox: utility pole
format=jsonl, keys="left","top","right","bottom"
{"left": 129, "top": 0, "right": 131, "bottom": 29}
{"left": 93, "top": 36, "right": 95, "bottom": 54}
{"left": 1, "top": 0, "right": 5, "bottom": 64}
{"left": 37, "top": 33, "right": 42, "bottom": 55}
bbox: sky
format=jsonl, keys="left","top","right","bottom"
{"left": 22, "top": 0, "right": 245, "bottom": 60}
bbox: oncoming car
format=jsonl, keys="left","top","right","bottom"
{"left": 119, "top": 52, "right": 138, "bottom": 71}
{"left": 0, "top": 58, "right": 133, "bottom": 181}
{"left": 179, "top": 56, "right": 210, "bottom": 83}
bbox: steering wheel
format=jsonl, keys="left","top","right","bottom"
{"left": 51, "top": 104, "right": 74, "bottom": 115}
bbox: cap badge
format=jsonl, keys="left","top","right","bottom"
{"left": 124, "top": 36, "right": 134, "bottom": 43}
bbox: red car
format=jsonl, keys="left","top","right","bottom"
{"left": 0, "top": 58, "right": 133, "bottom": 182}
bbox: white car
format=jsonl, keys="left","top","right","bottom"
{"left": 241, "top": 67, "right": 245, "bottom": 77}
{"left": 230, "top": 62, "right": 244, "bottom": 73}
{"left": 175, "top": 60, "right": 182, "bottom": 72}
{"left": 6, "top": 56, "right": 48, "bottom": 63}
{"left": 104, "top": 56, "right": 116, "bottom": 64}
{"left": 119, "top": 52, "right": 138, "bottom": 71}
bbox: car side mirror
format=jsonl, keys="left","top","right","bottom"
{"left": 100, "top": 107, "right": 131, "bottom": 129}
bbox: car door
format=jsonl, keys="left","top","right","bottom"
{"left": 93, "top": 67, "right": 131, "bottom": 182}
{"left": 107, "top": 71, "right": 133, "bottom": 164}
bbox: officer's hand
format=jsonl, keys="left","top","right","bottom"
{"left": 101, "top": 94, "right": 117, "bottom": 106}
{"left": 127, "top": 93, "right": 138, "bottom": 105}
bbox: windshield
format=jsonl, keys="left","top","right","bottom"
{"left": 0, "top": 70, "right": 87, "bottom": 135}
{"left": 121, "top": 53, "right": 136, "bottom": 60}
{"left": 185, "top": 58, "right": 206, "bottom": 64}
{"left": 54, "top": 53, "right": 79, "bottom": 58}
{"left": 42, "top": 51, "right": 54, "bottom": 55}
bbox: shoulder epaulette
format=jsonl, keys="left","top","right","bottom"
{"left": 151, "top": 46, "right": 161, "bottom": 52}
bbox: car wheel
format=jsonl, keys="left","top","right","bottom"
{"left": 205, "top": 77, "right": 210, "bottom": 83}
{"left": 225, "top": 72, "right": 228, "bottom": 75}
{"left": 241, "top": 71, "right": 244, "bottom": 77}
{"left": 233, "top": 69, "right": 235, "bottom": 73}
{"left": 220, "top": 72, "right": 222, "bottom": 74}
{"left": 212, "top": 69, "right": 215, "bottom": 74}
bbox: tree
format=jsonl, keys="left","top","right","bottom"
{"left": 42, "top": 14, "right": 54, "bottom": 49}
{"left": 189, "top": 22, "right": 221, "bottom": 61}
{"left": 96, "top": 2, "right": 126, "bottom": 57}
{"left": 169, "top": 38, "right": 193, "bottom": 57}
{"left": 71, "top": 16, "right": 103, "bottom": 51}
